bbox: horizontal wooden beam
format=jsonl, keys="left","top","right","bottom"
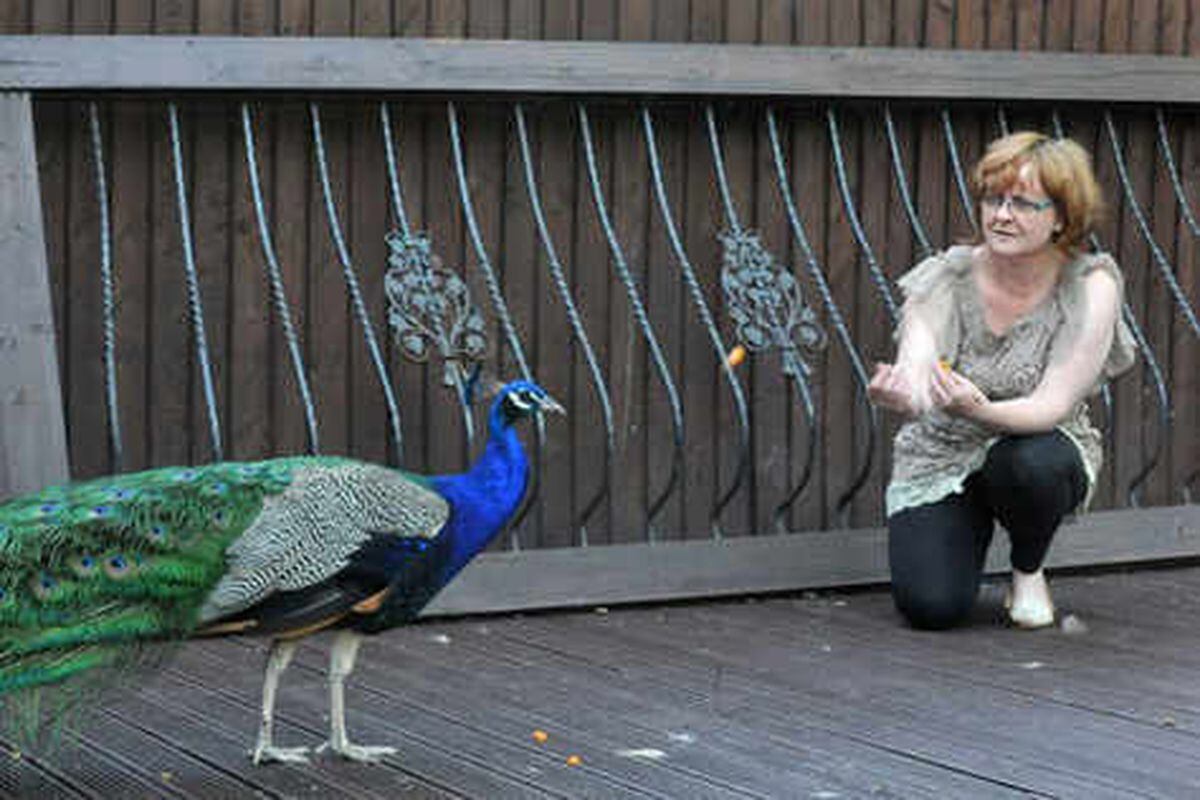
{"left": 1, "top": 36, "right": 1199, "bottom": 102}
{"left": 425, "top": 504, "right": 1200, "bottom": 616}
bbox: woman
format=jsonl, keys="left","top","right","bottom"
{"left": 869, "top": 132, "right": 1135, "bottom": 630}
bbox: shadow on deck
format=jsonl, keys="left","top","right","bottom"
{"left": 4, "top": 565, "right": 1200, "bottom": 798}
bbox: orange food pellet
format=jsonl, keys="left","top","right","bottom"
{"left": 566, "top": 755, "right": 583, "bottom": 767}
{"left": 532, "top": 730, "right": 549, "bottom": 744}
{"left": 938, "top": 358, "right": 952, "bottom": 373}
{"left": 726, "top": 345, "right": 747, "bottom": 367}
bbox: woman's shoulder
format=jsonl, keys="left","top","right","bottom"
{"left": 897, "top": 245, "right": 975, "bottom": 298}
{"left": 1065, "top": 249, "right": 1124, "bottom": 284}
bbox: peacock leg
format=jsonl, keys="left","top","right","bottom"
{"left": 316, "top": 629, "right": 397, "bottom": 762}
{"left": 251, "top": 638, "right": 310, "bottom": 764}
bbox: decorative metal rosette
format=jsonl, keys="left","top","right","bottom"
{"left": 719, "top": 229, "right": 826, "bottom": 376}
{"left": 384, "top": 231, "right": 487, "bottom": 387}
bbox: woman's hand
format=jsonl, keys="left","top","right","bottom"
{"left": 930, "top": 365, "right": 988, "bottom": 417}
{"left": 868, "top": 362, "right": 919, "bottom": 417}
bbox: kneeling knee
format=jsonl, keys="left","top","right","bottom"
{"left": 892, "top": 586, "right": 975, "bottom": 630}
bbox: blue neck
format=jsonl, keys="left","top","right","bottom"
{"left": 429, "top": 413, "right": 528, "bottom": 580}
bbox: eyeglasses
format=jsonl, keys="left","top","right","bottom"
{"left": 980, "top": 193, "right": 1055, "bottom": 215}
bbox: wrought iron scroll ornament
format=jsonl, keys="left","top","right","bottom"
{"left": 384, "top": 231, "right": 488, "bottom": 392}
{"left": 718, "top": 229, "right": 826, "bottom": 377}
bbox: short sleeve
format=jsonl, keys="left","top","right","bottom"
{"left": 894, "top": 246, "right": 972, "bottom": 362}
{"left": 1050, "top": 252, "right": 1137, "bottom": 381}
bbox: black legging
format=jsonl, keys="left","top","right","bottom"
{"left": 887, "top": 431, "right": 1088, "bottom": 630}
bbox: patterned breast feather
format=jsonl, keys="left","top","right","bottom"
{"left": 196, "top": 462, "right": 450, "bottom": 624}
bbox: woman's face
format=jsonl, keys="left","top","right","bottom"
{"left": 980, "top": 162, "right": 1061, "bottom": 260}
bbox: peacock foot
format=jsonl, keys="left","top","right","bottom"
{"left": 316, "top": 740, "right": 398, "bottom": 763}
{"left": 251, "top": 744, "right": 311, "bottom": 765}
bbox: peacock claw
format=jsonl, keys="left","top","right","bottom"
{"left": 315, "top": 740, "right": 398, "bottom": 763}
{"left": 251, "top": 745, "right": 311, "bottom": 765}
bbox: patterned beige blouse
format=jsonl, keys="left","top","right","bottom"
{"left": 886, "top": 245, "right": 1137, "bottom": 517}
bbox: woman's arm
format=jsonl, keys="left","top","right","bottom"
{"left": 884, "top": 296, "right": 942, "bottom": 414}
{"left": 936, "top": 268, "right": 1120, "bottom": 432}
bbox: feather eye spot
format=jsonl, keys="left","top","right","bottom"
{"left": 70, "top": 553, "right": 98, "bottom": 576}
{"left": 173, "top": 470, "right": 198, "bottom": 482}
{"left": 206, "top": 482, "right": 229, "bottom": 496}
{"left": 38, "top": 502, "right": 62, "bottom": 516}
{"left": 0, "top": 587, "right": 7, "bottom": 602}
{"left": 89, "top": 505, "right": 113, "bottom": 519}
{"left": 105, "top": 555, "right": 132, "bottom": 578}
{"left": 148, "top": 524, "right": 168, "bottom": 541}
{"left": 212, "top": 510, "right": 228, "bottom": 527}
{"left": 30, "top": 572, "right": 56, "bottom": 600}
{"left": 107, "top": 487, "right": 136, "bottom": 501}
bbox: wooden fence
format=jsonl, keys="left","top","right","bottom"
{"left": 1, "top": 0, "right": 1198, "bottom": 611}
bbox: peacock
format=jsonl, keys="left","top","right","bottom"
{"left": 0, "top": 379, "right": 562, "bottom": 764}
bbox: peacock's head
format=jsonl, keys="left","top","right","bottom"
{"left": 491, "top": 380, "right": 565, "bottom": 427}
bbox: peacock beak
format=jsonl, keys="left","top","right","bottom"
{"left": 537, "top": 394, "right": 566, "bottom": 416}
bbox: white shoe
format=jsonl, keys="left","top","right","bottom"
{"left": 1005, "top": 568, "right": 1056, "bottom": 629}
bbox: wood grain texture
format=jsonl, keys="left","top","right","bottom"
{"left": 4, "top": 35, "right": 1200, "bottom": 100}
{"left": 0, "top": 92, "right": 69, "bottom": 498}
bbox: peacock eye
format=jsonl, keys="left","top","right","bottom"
{"left": 30, "top": 572, "right": 57, "bottom": 599}
{"left": 0, "top": 586, "right": 7, "bottom": 602}
{"left": 70, "top": 553, "right": 98, "bottom": 576}
{"left": 105, "top": 554, "right": 132, "bottom": 578}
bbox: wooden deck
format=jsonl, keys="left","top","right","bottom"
{"left": 4, "top": 564, "right": 1200, "bottom": 799}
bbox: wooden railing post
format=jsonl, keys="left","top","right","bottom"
{"left": 0, "top": 91, "right": 68, "bottom": 500}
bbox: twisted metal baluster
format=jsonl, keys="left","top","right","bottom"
{"left": 87, "top": 101, "right": 123, "bottom": 471}
{"left": 941, "top": 108, "right": 980, "bottom": 237}
{"left": 1050, "top": 111, "right": 1169, "bottom": 505}
{"left": 379, "top": 102, "right": 412, "bottom": 239}
{"left": 1153, "top": 108, "right": 1200, "bottom": 500}
{"left": 1102, "top": 110, "right": 1200, "bottom": 338}
{"left": 1100, "top": 110, "right": 1195, "bottom": 505}
{"left": 827, "top": 107, "right": 899, "bottom": 323}
{"left": 766, "top": 106, "right": 878, "bottom": 523}
{"left": 1155, "top": 108, "right": 1200, "bottom": 239}
{"left": 1048, "top": 112, "right": 1116, "bottom": 449}
{"left": 882, "top": 103, "right": 934, "bottom": 259}
{"left": 167, "top": 102, "right": 223, "bottom": 461}
{"left": 513, "top": 103, "right": 613, "bottom": 546}
{"left": 704, "top": 104, "right": 825, "bottom": 530}
{"left": 641, "top": 105, "right": 751, "bottom": 539}
{"left": 444, "top": 101, "right": 543, "bottom": 548}
{"left": 310, "top": 102, "right": 403, "bottom": 465}
{"left": 577, "top": 103, "right": 683, "bottom": 537}
{"left": 379, "top": 103, "right": 484, "bottom": 454}
{"left": 996, "top": 105, "right": 1011, "bottom": 137}
{"left": 241, "top": 103, "right": 321, "bottom": 456}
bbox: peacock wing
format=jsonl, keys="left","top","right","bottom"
{"left": 195, "top": 461, "right": 449, "bottom": 634}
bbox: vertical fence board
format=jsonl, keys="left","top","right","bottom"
{"left": 307, "top": 7, "right": 352, "bottom": 459}
{"left": 66, "top": 3, "right": 112, "bottom": 479}
{"left": 0, "top": 92, "right": 69, "bottom": 498}
{"left": 503, "top": 0, "right": 545, "bottom": 544}
{"left": 615, "top": 0, "right": 655, "bottom": 542}
{"left": 350, "top": 1, "right": 391, "bottom": 466}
